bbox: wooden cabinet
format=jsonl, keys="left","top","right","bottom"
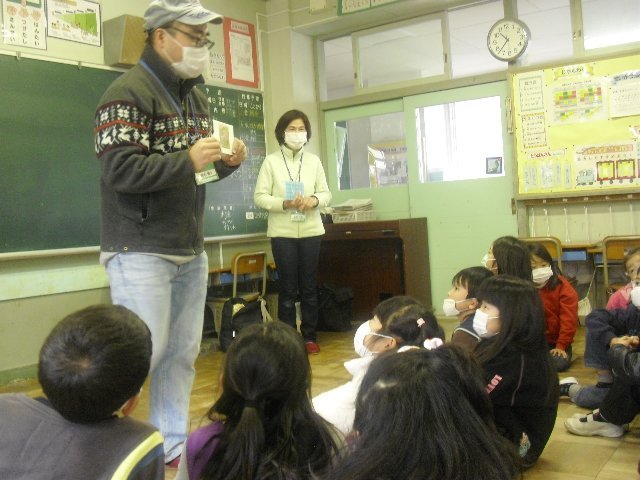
{"left": 318, "top": 218, "right": 430, "bottom": 322}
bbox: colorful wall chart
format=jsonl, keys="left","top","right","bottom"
{"left": 512, "top": 53, "right": 640, "bottom": 196}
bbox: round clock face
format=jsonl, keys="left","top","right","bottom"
{"left": 487, "top": 18, "right": 530, "bottom": 61}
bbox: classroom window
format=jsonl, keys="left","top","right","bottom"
{"left": 320, "top": 35, "right": 354, "bottom": 101}
{"left": 416, "top": 96, "right": 504, "bottom": 183}
{"left": 354, "top": 15, "right": 445, "bottom": 91}
{"left": 334, "top": 112, "right": 407, "bottom": 190}
{"left": 581, "top": 0, "right": 640, "bottom": 50}
{"left": 447, "top": 1, "right": 505, "bottom": 78}
{"left": 516, "top": 0, "right": 572, "bottom": 65}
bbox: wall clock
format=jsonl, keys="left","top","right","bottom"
{"left": 487, "top": 18, "right": 530, "bottom": 62}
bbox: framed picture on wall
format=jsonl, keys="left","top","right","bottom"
{"left": 223, "top": 17, "right": 259, "bottom": 88}
{"left": 486, "top": 156, "right": 503, "bottom": 175}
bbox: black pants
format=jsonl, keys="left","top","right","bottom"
{"left": 600, "top": 379, "right": 640, "bottom": 425}
{"left": 271, "top": 236, "right": 322, "bottom": 342}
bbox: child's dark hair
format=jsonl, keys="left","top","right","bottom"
{"left": 492, "top": 236, "right": 533, "bottom": 281}
{"left": 474, "top": 275, "right": 547, "bottom": 362}
{"left": 377, "top": 302, "right": 444, "bottom": 348}
{"left": 372, "top": 295, "right": 419, "bottom": 323}
{"left": 38, "top": 304, "right": 152, "bottom": 423}
{"left": 200, "top": 322, "right": 339, "bottom": 480}
{"left": 452, "top": 266, "right": 494, "bottom": 299}
{"left": 327, "top": 346, "right": 521, "bottom": 480}
{"left": 528, "top": 242, "right": 562, "bottom": 289}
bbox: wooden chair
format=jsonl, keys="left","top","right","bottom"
{"left": 602, "top": 236, "right": 640, "bottom": 299}
{"left": 208, "top": 251, "right": 268, "bottom": 337}
{"left": 520, "top": 236, "right": 563, "bottom": 270}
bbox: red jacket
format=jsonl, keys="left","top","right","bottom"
{"left": 538, "top": 275, "right": 578, "bottom": 351}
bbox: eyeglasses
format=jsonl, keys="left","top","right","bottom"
{"left": 166, "top": 26, "right": 214, "bottom": 50}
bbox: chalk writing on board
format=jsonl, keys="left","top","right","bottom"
{"left": 199, "top": 85, "right": 268, "bottom": 237}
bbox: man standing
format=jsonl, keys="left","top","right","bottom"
{"left": 94, "top": 0, "right": 246, "bottom": 466}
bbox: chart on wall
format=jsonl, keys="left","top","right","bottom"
{"left": 198, "top": 85, "right": 268, "bottom": 238}
{"left": 512, "top": 53, "right": 640, "bottom": 195}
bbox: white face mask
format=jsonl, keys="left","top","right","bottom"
{"left": 284, "top": 131, "right": 307, "bottom": 150}
{"left": 631, "top": 285, "right": 640, "bottom": 308}
{"left": 532, "top": 266, "right": 553, "bottom": 287}
{"left": 166, "top": 33, "right": 209, "bottom": 79}
{"left": 354, "top": 320, "right": 373, "bottom": 357}
{"left": 442, "top": 298, "right": 468, "bottom": 317}
{"left": 472, "top": 310, "right": 499, "bottom": 338}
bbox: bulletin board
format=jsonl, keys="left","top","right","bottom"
{"left": 512, "top": 53, "right": 640, "bottom": 196}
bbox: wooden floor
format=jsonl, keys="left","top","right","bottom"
{"left": 2, "top": 319, "right": 639, "bottom": 479}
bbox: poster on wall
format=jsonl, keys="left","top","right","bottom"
{"left": 46, "top": 0, "right": 100, "bottom": 46}
{"left": 513, "top": 53, "right": 640, "bottom": 196}
{"left": 609, "top": 71, "right": 640, "bottom": 118}
{"left": 223, "top": 17, "right": 259, "bottom": 88}
{"left": 573, "top": 142, "right": 638, "bottom": 189}
{"left": 2, "top": 0, "right": 47, "bottom": 50}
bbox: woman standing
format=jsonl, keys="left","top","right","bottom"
{"left": 254, "top": 110, "right": 331, "bottom": 354}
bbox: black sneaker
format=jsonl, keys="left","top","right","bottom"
{"left": 559, "top": 377, "right": 578, "bottom": 397}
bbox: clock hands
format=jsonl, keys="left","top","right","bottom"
{"left": 497, "top": 33, "right": 509, "bottom": 54}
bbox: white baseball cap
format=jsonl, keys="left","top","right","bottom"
{"left": 144, "top": 0, "right": 223, "bottom": 31}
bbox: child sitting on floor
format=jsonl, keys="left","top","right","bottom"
{"left": 0, "top": 305, "right": 164, "bottom": 480}
{"left": 445, "top": 266, "right": 494, "bottom": 352}
{"left": 607, "top": 247, "right": 640, "bottom": 310}
{"left": 325, "top": 346, "right": 521, "bottom": 480}
{"left": 529, "top": 242, "right": 579, "bottom": 372}
{"left": 313, "top": 298, "right": 444, "bottom": 435}
{"left": 176, "top": 322, "right": 340, "bottom": 480}
{"left": 473, "top": 275, "right": 558, "bottom": 469}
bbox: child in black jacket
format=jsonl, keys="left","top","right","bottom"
{"left": 473, "top": 275, "right": 559, "bottom": 469}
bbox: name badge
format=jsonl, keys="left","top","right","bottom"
{"left": 285, "top": 181, "right": 304, "bottom": 200}
{"left": 291, "top": 211, "right": 306, "bottom": 222}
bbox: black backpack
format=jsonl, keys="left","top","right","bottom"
{"left": 219, "top": 297, "right": 270, "bottom": 352}
{"left": 317, "top": 284, "right": 354, "bottom": 332}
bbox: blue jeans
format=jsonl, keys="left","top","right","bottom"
{"left": 271, "top": 236, "right": 322, "bottom": 342}
{"left": 584, "top": 324, "right": 610, "bottom": 370}
{"left": 106, "top": 252, "right": 208, "bottom": 462}
{"left": 570, "top": 384, "right": 609, "bottom": 409}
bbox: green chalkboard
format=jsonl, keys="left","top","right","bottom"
{"left": 198, "top": 85, "right": 268, "bottom": 238}
{"left": 0, "top": 55, "right": 266, "bottom": 253}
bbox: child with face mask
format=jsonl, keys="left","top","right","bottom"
{"left": 560, "top": 284, "right": 640, "bottom": 410}
{"left": 313, "top": 299, "right": 444, "bottom": 436}
{"left": 528, "top": 243, "right": 579, "bottom": 372}
{"left": 444, "top": 266, "right": 494, "bottom": 352}
{"left": 607, "top": 247, "right": 640, "bottom": 310}
{"left": 473, "top": 275, "right": 559, "bottom": 470}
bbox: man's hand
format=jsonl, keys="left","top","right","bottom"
{"left": 221, "top": 138, "right": 247, "bottom": 167}
{"left": 189, "top": 137, "right": 222, "bottom": 172}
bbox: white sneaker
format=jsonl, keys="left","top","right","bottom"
{"left": 564, "top": 410, "right": 624, "bottom": 437}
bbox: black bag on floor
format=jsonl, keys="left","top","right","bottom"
{"left": 219, "top": 297, "right": 271, "bottom": 352}
{"left": 317, "top": 284, "right": 354, "bottom": 332}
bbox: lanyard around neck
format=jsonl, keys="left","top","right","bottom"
{"left": 281, "top": 148, "right": 303, "bottom": 182}
{"left": 140, "top": 60, "right": 196, "bottom": 130}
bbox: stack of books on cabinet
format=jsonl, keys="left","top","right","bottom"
{"left": 331, "top": 198, "right": 375, "bottom": 223}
